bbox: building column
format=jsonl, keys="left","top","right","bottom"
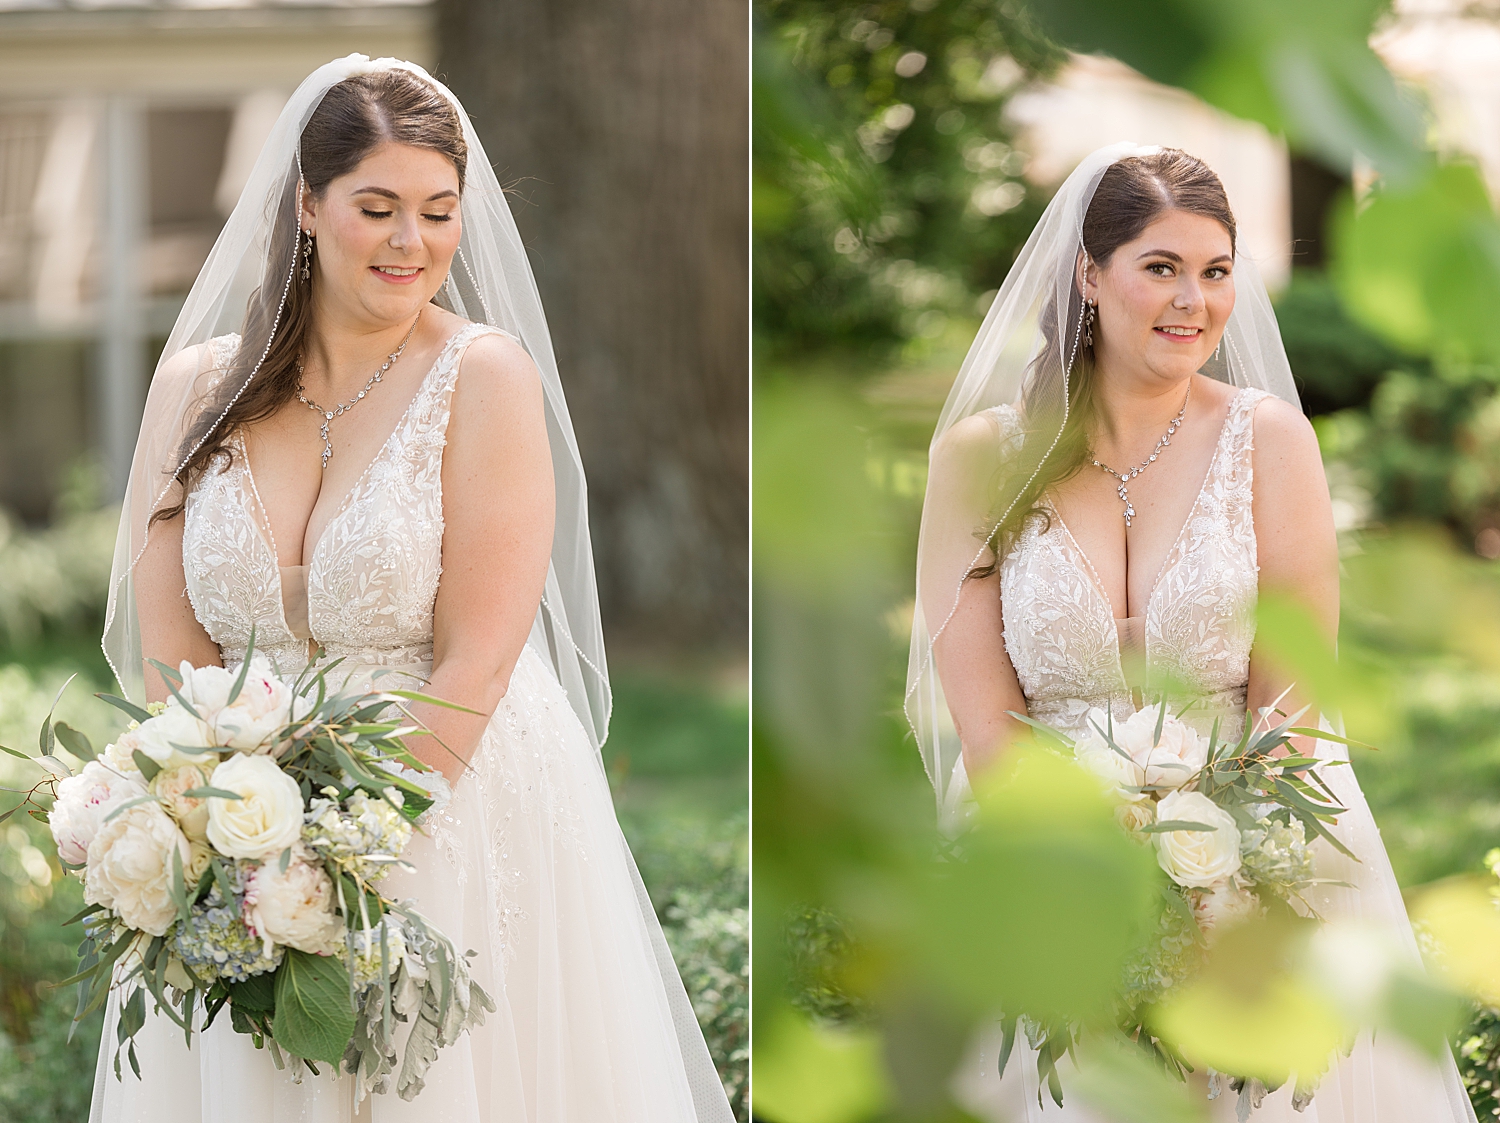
{"left": 99, "top": 96, "right": 145, "bottom": 504}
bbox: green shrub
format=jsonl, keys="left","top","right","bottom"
{"left": 621, "top": 810, "right": 749, "bottom": 1121}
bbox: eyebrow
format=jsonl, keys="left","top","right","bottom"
{"left": 1137, "top": 248, "right": 1234, "bottom": 266}
{"left": 351, "top": 186, "right": 459, "bottom": 202}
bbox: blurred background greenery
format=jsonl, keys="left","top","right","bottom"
{"left": 755, "top": 0, "right": 1500, "bottom": 1119}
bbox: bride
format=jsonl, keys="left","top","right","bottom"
{"left": 906, "top": 143, "right": 1477, "bottom": 1121}
{"left": 92, "top": 56, "right": 734, "bottom": 1123}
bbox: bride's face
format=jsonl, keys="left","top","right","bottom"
{"left": 302, "top": 141, "right": 463, "bottom": 328}
{"left": 1085, "top": 208, "right": 1235, "bottom": 386}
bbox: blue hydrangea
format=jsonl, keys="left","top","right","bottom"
{"left": 344, "top": 921, "right": 408, "bottom": 991}
{"left": 171, "top": 877, "right": 281, "bottom": 984}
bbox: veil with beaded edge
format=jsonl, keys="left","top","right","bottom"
{"left": 903, "top": 141, "right": 1302, "bottom": 819}
{"left": 101, "top": 53, "right": 609, "bottom": 756}
{"left": 97, "top": 55, "right": 735, "bottom": 1123}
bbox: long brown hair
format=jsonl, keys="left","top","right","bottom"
{"left": 974, "top": 149, "right": 1236, "bottom": 573}
{"left": 151, "top": 69, "right": 468, "bottom": 526}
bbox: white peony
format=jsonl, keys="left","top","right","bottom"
{"left": 133, "top": 704, "right": 217, "bottom": 771}
{"left": 50, "top": 761, "right": 149, "bottom": 866}
{"left": 1154, "top": 789, "right": 1242, "bottom": 888}
{"left": 205, "top": 754, "right": 304, "bottom": 860}
{"left": 152, "top": 764, "right": 212, "bottom": 842}
{"left": 1076, "top": 704, "right": 1206, "bottom": 795}
{"left": 178, "top": 655, "right": 300, "bottom": 753}
{"left": 1074, "top": 718, "right": 1148, "bottom": 802}
{"left": 1192, "top": 879, "right": 1260, "bottom": 938}
{"left": 84, "top": 802, "right": 193, "bottom": 937}
{"left": 243, "top": 849, "right": 345, "bottom": 956}
{"left": 101, "top": 729, "right": 144, "bottom": 775}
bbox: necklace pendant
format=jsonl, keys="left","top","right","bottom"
{"left": 1124, "top": 502, "right": 1135, "bottom": 527}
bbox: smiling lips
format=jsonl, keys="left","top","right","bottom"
{"left": 1154, "top": 325, "right": 1202, "bottom": 342}
{"left": 372, "top": 265, "right": 422, "bottom": 284}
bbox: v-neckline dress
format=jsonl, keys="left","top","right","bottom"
{"left": 954, "top": 387, "right": 1479, "bottom": 1123}
{"left": 998, "top": 387, "right": 1264, "bottom": 744}
{"left": 91, "top": 323, "right": 735, "bottom": 1123}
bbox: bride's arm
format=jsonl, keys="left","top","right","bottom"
{"left": 414, "top": 332, "right": 555, "bottom": 782}
{"left": 923, "top": 413, "right": 1030, "bottom": 780}
{"left": 135, "top": 509, "right": 226, "bottom": 703}
{"left": 933, "top": 571, "right": 1030, "bottom": 779}
{"left": 1247, "top": 397, "right": 1339, "bottom": 750}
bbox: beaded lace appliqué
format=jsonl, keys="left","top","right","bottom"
{"left": 181, "top": 323, "right": 587, "bottom": 969}
{"left": 997, "top": 388, "right": 1267, "bottom": 741}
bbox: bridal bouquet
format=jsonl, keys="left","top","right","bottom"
{"left": 5, "top": 637, "right": 492, "bottom": 1103}
{"left": 1003, "top": 700, "right": 1360, "bottom": 1111}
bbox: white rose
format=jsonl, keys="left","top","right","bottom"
{"left": 1192, "top": 879, "right": 1260, "bottom": 939}
{"left": 1154, "top": 789, "right": 1242, "bottom": 888}
{"left": 84, "top": 802, "right": 192, "bottom": 937}
{"left": 179, "top": 655, "right": 298, "bottom": 752}
{"left": 50, "top": 761, "right": 149, "bottom": 866}
{"left": 133, "top": 704, "right": 217, "bottom": 771}
{"left": 1115, "top": 800, "right": 1156, "bottom": 833}
{"left": 243, "top": 850, "right": 345, "bottom": 956}
{"left": 1110, "top": 704, "right": 1207, "bottom": 791}
{"left": 152, "top": 765, "right": 212, "bottom": 842}
{"left": 205, "top": 754, "right": 304, "bottom": 860}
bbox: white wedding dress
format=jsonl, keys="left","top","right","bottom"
{"left": 950, "top": 388, "right": 1478, "bottom": 1121}
{"left": 91, "top": 322, "right": 731, "bottom": 1123}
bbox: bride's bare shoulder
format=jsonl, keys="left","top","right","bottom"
{"left": 1250, "top": 393, "right": 1319, "bottom": 458}
{"left": 145, "top": 336, "right": 241, "bottom": 405}
{"left": 1248, "top": 393, "right": 1326, "bottom": 505}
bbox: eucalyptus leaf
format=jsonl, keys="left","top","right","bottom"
{"left": 95, "top": 693, "right": 153, "bottom": 724}
{"left": 227, "top": 624, "right": 258, "bottom": 706}
{"left": 53, "top": 722, "right": 97, "bottom": 761}
{"left": 1138, "top": 819, "right": 1219, "bottom": 834}
{"left": 181, "top": 787, "right": 243, "bottom": 801}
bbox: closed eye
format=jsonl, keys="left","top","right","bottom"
{"left": 360, "top": 208, "right": 393, "bottom": 219}
{"left": 422, "top": 213, "right": 454, "bottom": 223}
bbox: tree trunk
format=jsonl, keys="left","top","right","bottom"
{"left": 436, "top": 0, "right": 748, "bottom": 654}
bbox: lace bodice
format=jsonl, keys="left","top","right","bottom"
{"left": 182, "top": 322, "right": 503, "bottom": 678}
{"left": 998, "top": 387, "right": 1267, "bottom": 741}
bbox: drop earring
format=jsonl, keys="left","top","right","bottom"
{"left": 300, "top": 229, "right": 314, "bottom": 283}
{"left": 1084, "top": 299, "right": 1096, "bottom": 348}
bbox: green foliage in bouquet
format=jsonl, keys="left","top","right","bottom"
{"left": 1, "top": 636, "right": 493, "bottom": 1103}
{"left": 995, "top": 697, "right": 1366, "bottom": 1111}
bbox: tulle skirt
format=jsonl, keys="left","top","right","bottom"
{"left": 89, "top": 645, "right": 733, "bottom": 1123}
{"left": 951, "top": 738, "right": 1480, "bottom": 1122}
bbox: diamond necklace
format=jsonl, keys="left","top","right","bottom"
{"left": 1090, "top": 379, "right": 1192, "bottom": 528}
{"left": 295, "top": 309, "right": 422, "bottom": 470}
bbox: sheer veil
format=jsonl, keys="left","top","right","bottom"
{"left": 909, "top": 143, "right": 1482, "bottom": 1122}
{"left": 903, "top": 142, "right": 1302, "bottom": 817}
{"left": 97, "top": 54, "right": 735, "bottom": 1122}
{"left": 101, "top": 53, "right": 609, "bottom": 756}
